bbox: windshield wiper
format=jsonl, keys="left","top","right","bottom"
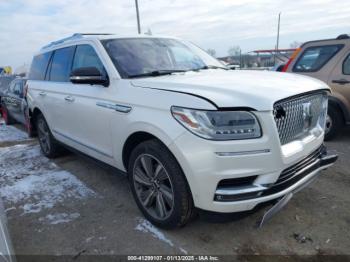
{"left": 194, "top": 65, "right": 228, "bottom": 71}
{"left": 128, "top": 70, "right": 187, "bottom": 78}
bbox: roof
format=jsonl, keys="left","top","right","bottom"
{"left": 40, "top": 33, "right": 177, "bottom": 52}
{"left": 301, "top": 34, "right": 350, "bottom": 47}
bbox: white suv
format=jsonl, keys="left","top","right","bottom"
{"left": 27, "top": 34, "right": 337, "bottom": 228}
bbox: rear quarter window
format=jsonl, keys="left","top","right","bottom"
{"left": 293, "top": 44, "right": 343, "bottom": 72}
{"left": 29, "top": 52, "right": 52, "bottom": 80}
{"left": 343, "top": 54, "right": 350, "bottom": 75}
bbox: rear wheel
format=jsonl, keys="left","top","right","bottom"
{"left": 128, "top": 139, "right": 194, "bottom": 229}
{"left": 325, "top": 105, "right": 343, "bottom": 141}
{"left": 36, "top": 114, "right": 64, "bottom": 158}
{"left": 2, "top": 105, "right": 15, "bottom": 125}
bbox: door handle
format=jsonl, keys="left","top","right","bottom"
{"left": 64, "top": 96, "right": 75, "bottom": 102}
{"left": 332, "top": 79, "right": 350, "bottom": 85}
{"left": 39, "top": 91, "right": 47, "bottom": 96}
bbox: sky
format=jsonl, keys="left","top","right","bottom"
{"left": 0, "top": 0, "right": 349, "bottom": 70}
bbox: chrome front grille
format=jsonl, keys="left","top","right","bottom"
{"left": 273, "top": 91, "right": 328, "bottom": 145}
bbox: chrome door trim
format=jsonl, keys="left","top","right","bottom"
{"left": 96, "top": 102, "right": 132, "bottom": 113}
{"left": 52, "top": 130, "right": 113, "bottom": 158}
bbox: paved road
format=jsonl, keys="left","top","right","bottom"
{"left": 0, "top": 120, "right": 349, "bottom": 258}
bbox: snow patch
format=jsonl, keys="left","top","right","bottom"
{"left": 135, "top": 218, "right": 174, "bottom": 247}
{"left": 0, "top": 144, "right": 96, "bottom": 214}
{"left": 135, "top": 218, "right": 189, "bottom": 254}
{"left": 0, "top": 122, "right": 29, "bottom": 142}
{"left": 39, "top": 212, "right": 80, "bottom": 225}
{"left": 179, "top": 247, "right": 188, "bottom": 255}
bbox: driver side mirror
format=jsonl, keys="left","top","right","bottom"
{"left": 70, "top": 67, "right": 109, "bottom": 87}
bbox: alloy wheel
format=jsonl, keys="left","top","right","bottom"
{"left": 325, "top": 114, "right": 332, "bottom": 135}
{"left": 133, "top": 154, "right": 174, "bottom": 220}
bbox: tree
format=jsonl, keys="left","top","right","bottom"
{"left": 206, "top": 48, "right": 216, "bottom": 57}
{"left": 228, "top": 46, "right": 241, "bottom": 57}
{"left": 289, "top": 41, "right": 302, "bottom": 49}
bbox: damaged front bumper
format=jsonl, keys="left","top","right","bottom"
{"left": 214, "top": 145, "right": 338, "bottom": 203}
{"left": 254, "top": 146, "right": 337, "bottom": 227}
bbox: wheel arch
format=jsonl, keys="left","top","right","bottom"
{"left": 122, "top": 130, "right": 195, "bottom": 215}
{"left": 122, "top": 131, "right": 166, "bottom": 171}
{"left": 29, "top": 107, "right": 44, "bottom": 135}
{"left": 328, "top": 96, "right": 349, "bottom": 124}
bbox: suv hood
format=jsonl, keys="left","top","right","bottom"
{"left": 131, "top": 70, "right": 329, "bottom": 110}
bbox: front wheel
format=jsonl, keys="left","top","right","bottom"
{"left": 128, "top": 139, "right": 194, "bottom": 229}
{"left": 36, "top": 114, "right": 64, "bottom": 158}
{"left": 324, "top": 105, "right": 343, "bottom": 141}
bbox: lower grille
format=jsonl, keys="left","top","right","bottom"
{"left": 261, "top": 145, "right": 325, "bottom": 196}
{"left": 214, "top": 145, "right": 336, "bottom": 202}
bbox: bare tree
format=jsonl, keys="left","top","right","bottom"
{"left": 289, "top": 41, "right": 303, "bottom": 49}
{"left": 207, "top": 48, "right": 216, "bottom": 57}
{"left": 228, "top": 46, "right": 241, "bottom": 57}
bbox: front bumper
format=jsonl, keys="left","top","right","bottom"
{"left": 168, "top": 112, "right": 338, "bottom": 213}
{"left": 214, "top": 145, "right": 337, "bottom": 202}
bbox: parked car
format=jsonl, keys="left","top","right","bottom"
{"left": 272, "top": 63, "right": 286, "bottom": 72}
{"left": 27, "top": 34, "right": 337, "bottom": 228}
{"left": 227, "top": 64, "right": 240, "bottom": 70}
{"left": 1, "top": 78, "right": 32, "bottom": 135}
{"left": 0, "top": 75, "right": 16, "bottom": 114}
{"left": 0, "top": 199, "right": 15, "bottom": 262}
{"left": 283, "top": 34, "right": 350, "bottom": 140}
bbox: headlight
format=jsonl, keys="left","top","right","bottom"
{"left": 171, "top": 106, "right": 262, "bottom": 140}
{"left": 318, "top": 95, "right": 328, "bottom": 130}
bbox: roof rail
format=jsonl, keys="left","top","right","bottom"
{"left": 336, "top": 34, "right": 350, "bottom": 40}
{"left": 76, "top": 33, "right": 113, "bottom": 35}
{"left": 41, "top": 34, "right": 83, "bottom": 50}
{"left": 40, "top": 33, "right": 113, "bottom": 50}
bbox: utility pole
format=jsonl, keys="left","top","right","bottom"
{"left": 274, "top": 12, "right": 281, "bottom": 65}
{"left": 135, "top": 0, "right": 141, "bottom": 34}
{"left": 239, "top": 48, "right": 242, "bottom": 68}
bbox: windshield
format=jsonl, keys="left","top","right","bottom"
{"left": 101, "top": 38, "right": 225, "bottom": 78}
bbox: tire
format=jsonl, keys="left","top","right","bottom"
{"left": 128, "top": 139, "right": 194, "bottom": 229}
{"left": 324, "top": 105, "right": 343, "bottom": 141}
{"left": 24, "top": 110, "right": 34, "bottom": 137}
{"left": 36, "top": 114, "right": 64, "bottom": 158}
{"left": 2, "top": 105, "right": 15, "bottom": 125}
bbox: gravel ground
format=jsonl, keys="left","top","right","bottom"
{"left": 0, "top": 119, "right": 349, "bottom": 260}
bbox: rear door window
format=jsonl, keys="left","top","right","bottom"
{"left": 72, "top": 45, "right": 106, "bottom": 74}
{"left": 343, "top": 54, "right": 350, "bottom": 75}
{"left": 293, "top": 44, "right": 343, "bottom": 72}
{"left": 49, "top": 46, "right": 75, "bottom": 82}
{"left": 8, "top": 81, "right": 16, "bottom": 94}
{"left": 13, "top": 83, "right": 22, "bottom": 97}
{"left": 29, "top": 52, "right": 52, "bottom": 80}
